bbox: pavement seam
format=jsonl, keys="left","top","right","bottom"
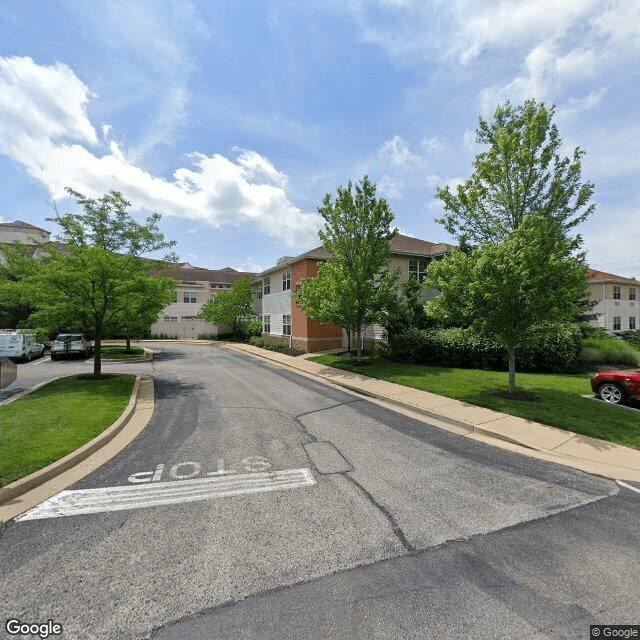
{"left": 216, "top": 342, "right": 640, "bottom": 482}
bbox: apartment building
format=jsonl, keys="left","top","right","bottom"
{"left": 587, "top": 268, "right": 639, "bottom": 332}
{"left": 150, "top": 265, "right": 256, "bottom": 338}
{"left": 254, "top": 234, "right": 453, "bottom": 352}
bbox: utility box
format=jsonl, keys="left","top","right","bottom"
{"left": 0, "top": 356, "right": 17, "bottom": 389}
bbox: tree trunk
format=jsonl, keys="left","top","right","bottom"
{"left": 507, "top": 346, "right": 516, "bottom": 392}
{"left": 93, "top": 333, "right": 102, "bottom": 377}
{"left": 125, "top": 336, "right": 131, "bottom": 352}
{"left": 356, "top": 329, "right": 362, "bottom": 360}
{"left": 346, "top": 329, "right": 351, "bottom": 354}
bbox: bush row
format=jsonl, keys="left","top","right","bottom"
{"left": 383, "top": 323, "right": 584, "bottom": 372}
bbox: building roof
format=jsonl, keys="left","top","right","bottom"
{"left": 256, "top": 234, "right": 454, "bottom": 278}
{"left": 587, "top": 268, "right": 638, "bottom": 285}
{"left": 0, "top": 220, "right": 50, "bottom": 234}
{"left": 158, "top": 266, "right": 256, "bottom": 284}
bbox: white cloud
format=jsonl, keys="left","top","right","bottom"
{"left": 378, "top": 135, "right": 421, "bottom": 167}
{"left": 0, "top": 56, "right": 321, "bottom": 248}
{"left": 421, "top": 136, "right": 443, "bottom": 154}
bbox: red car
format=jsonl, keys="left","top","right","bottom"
{"left": 591, "top": 371, "right": 640, "bottom": 405}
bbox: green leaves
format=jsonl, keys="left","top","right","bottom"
{"left": 296, "top": 176, "right": 398, "bottom": 355}
{"left": 435, "top": 99, "right": 595, "bottom": 248}
{"left": 201, "top": 277, "right": 254, "bottom": 339}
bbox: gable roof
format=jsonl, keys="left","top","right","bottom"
{"left": 256, "top": 234, "right": 454, "bottom": 278}
{"left": 587, "top": 268, "right": 638, "bottom": 285}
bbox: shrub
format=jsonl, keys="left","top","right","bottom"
{"left": 270, "top": 341, "right": 289, "bottom": 352}
{"left": 577, "top": 337, "right": 640, "bottom": 370}
{"left": 239, "top": 318, "right": 264, "bottom": 341}
{"left": 386, "top": 323, "right": 583, "bottom": 372}
{"left": 214, "top": 331, "right": 235, "bottom": 340}
{"left": 619, "top": 330, "right": 640, "bottom": 351}
{"left": 249, "top": 336, "right": 265, "bottom": 347}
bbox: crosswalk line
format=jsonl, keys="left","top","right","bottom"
{"left": 17, "top": 468, "right": 316, "bottom": 521}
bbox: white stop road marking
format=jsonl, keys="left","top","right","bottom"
{"left": 16, "top": 469, "right": 316, "bottom": 521}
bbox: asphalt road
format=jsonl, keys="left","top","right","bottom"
{"left": 1, "top": 342, "right": 638, "bottom": 640}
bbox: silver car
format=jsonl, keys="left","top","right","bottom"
{"left": 50, "top": 334, "right": 93, "bottom": 360}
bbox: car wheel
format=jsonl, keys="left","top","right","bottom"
{"left": 25, "top": 351, "right": 31, "bottom": 362}
{"left": 51, "top": 353, "right": 57, "bottom": 361}
{"left": 598, "top": 382, "right": 626, "bottom": 405}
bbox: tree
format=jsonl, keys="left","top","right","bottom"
{"left": 426, "top": 215, "right": 588, "bottom": 392}
{"left": 201, "top": 277, "right": 254, "bottom": 340}
{"left": 435, "top": 100, "right": 595, "bottom": 251}
{"left": 0, "top": 243, "right": 42, "bottom": 329}
{"left": 295, "top": 176, "right": 398, "bottom": 358}
{"left": 31, "top": 189, "right": 177, "bottom": 377}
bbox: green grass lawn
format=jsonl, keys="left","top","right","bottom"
{"left": 100, "top": 345, "right": 145, "bottom": 360}
{"left": 0, "top": 374, "right": 136, "bottom": 486}
{"left": 310, "top": 355, "right": 640, "bottom": 450}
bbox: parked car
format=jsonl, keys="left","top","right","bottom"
{"left": 591, "top": 371, "right": 640, "bottom": 405}
{"left": 0, "top": 332, "right": 35, "bottom": 362}
{"left": 30, "top": 342, "right": 45, "bottom": 358}
{"left": 50, "top": 334, "right": 93, "bottom": 360}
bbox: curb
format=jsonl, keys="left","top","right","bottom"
{"left": 0, "top": 375, "right": 148, "bottom": 508}
{"left": 220, "top": 343, "right": 640, "bottom": 482}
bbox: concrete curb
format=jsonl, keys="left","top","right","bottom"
{"left": 0, "top": 375, "right": 155, "bottom": 524}
{"left": 219, "top": 342, "right": 640, "bottom": 483}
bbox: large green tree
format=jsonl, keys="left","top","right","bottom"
{"left": 201, "top": 276, "right": 254, "bottom": 340}
{"left": 295, "top": 176, "right": 398, "bottom": 358}
{"left": 32, "top": 189, "right": 177, "bottom": 376}
{"left": 435, "top": 99, "right": 595, "bottom": 251}
{"left": 427, "top": 215, "right": 588, "bottom": 392}
{"left": 0, "top": 243, "right": 42, "bottom": 329}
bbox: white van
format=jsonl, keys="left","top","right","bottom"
{"left": 0, "top": 332, "right": 34, "bottom": 361}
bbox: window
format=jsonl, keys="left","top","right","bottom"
{"left": 257, "top": 289, "right": 263, "bottom": 300}
{"left": 282, "top": 268, "right": 291, "bottom": 291}
{"left": 183, "top": 291, "right": 197, "bottom": 303}
{"left": 263, "top": 277, "right": 271, "bottom": 295}
{"left": 630, "top": 288, "right": 636, "bottom": 301}
{"left": 613, "top": 285, "right": 621, "bottom": 300}
{"left": 630, "top": 317, "right": 637, "bottom": 330}
{"left": 163, "top": 316, "right": 178, "bottom": 323}
{"left": 409, "top": 259, "right": 428, "bottom": 282}
{"left": 283, "top": 314, "right": 291, "bottom": 336}
{"left": 613, "top": 317, "right": 621, "bottom": 331}
{"left": 263, "top": 315, "right": 270, "bottom": 333}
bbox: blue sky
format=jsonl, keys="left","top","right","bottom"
{"left": 0, "top": 0, "right": 638, "bottom": 277}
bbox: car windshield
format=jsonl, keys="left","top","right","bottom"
{"left": 55, "top": 334, "right": 83, "bottom": 342}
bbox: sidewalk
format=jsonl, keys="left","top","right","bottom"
{"left": 222, "top": 342, "right": 640, "bottom": 483}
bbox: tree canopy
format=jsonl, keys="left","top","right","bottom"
{"left": 31, "top": 189, "right": 177, "bottom": 376}
{"left": 435, "top": 100, "right": 595, "bottom": 251}
{"left": 295, "top": 175, "right": 398, "bottom": 357}
{"left": 200, "top": 277, "right": 254, "bottom": 339}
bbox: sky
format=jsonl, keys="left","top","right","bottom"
{"left": 0, "top": 0, "right": 638, "bottom": 277}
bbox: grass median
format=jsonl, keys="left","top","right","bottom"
{"left": 100, "top": 345, "right": 145, "bottom": 360}
{"left": 0, "top": 374, "right": 136, "bottom": 486}
{"left": 310, "top": 355, "right": 640, "bottom": 450}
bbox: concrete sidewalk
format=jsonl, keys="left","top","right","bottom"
{"left": 222, "top": 342, "right": 640, "bottom": 483}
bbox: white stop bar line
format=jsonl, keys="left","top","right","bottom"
{"left": 17, "top": 468, "right": 316, "bottom": 521}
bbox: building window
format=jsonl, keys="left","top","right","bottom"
{"left": 613, "top": 316, "right": 621, "bottom": 331}
{"left": 283, "top": 314, "right": 291, "bottom": 336}
{"left": 163, "top": 316, "right": 178, "bottom": 323}
{"left": 409, "top": 259, "right": 428, "bottom": 282}
{"left": 630, "top": 288, "right": 636, "bottom": 301}
{"left": 630, "top": 317, "right": 637, "bottom": 330}
{"left": 183, "top": 291, "right": 197, "bottom": 303}
{"left": 263, "top": 315, "right": 270, "bottom": 333}
{"left": 613, "top": 285, "right": 621, "bottom": 300}
{"left": 257, "top": 289, "right": 263, "bottom": 300}
{"left": 282, "top": 268, "right": 291, "bottom": 291}
{"left": 263, "top": 277, "right": 271, "bottom": 295}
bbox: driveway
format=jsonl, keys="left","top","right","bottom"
{"left": 1, "top": 342, "right": 638, "bottom": 639}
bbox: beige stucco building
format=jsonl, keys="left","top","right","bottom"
{"left": 587, "top": 268, "right": 639, "bottom": 332}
